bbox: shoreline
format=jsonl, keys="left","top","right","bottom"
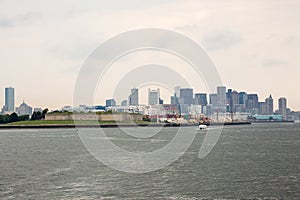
{"left": 0, "top": 121, "right": 252, "bottom": 129}
{"left": 1, "top": 121, "right": 296, "bottom": 129}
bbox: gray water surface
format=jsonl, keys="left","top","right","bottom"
{"left": 0, "top": 123, "right": 299, "bottom": 199}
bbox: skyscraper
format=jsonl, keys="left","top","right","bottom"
{"left": 209, "top": 94, "right": 217, "bottom": 106}
{"left": 148, "top": 88, "right": 160, "bottom": 105}
{"left": 278, "top": 97, "right": 287, "bottom": 120}
{"left": 128, "top": 88, "right": 139, "bottom": 106}
{"left": 247, "top": 94, "right": 259, "bottom": 109}
{"left": 174, "top": 86, "right": 181, "bottom": 98}
{"left": 239, "top": 92, "right": 248, "bottom": 105}
{"left": 180, "top": 88, "right": 193, "bottom": 105}
{"left": 265, "top": 95, "right": 274, "bottom": 115}
{"left": 4, "top": 87, "right": 15, "bottom": 112}
{"left": 194, "top": 93, "right": 207, "bottom": 106}
{"left": 217, "top": 86, "right": 226, "bottom": 105}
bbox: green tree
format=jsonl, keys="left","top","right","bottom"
{"left": 18, "top": 115, "right": 29, "bottom": 121}
{"left": 42, "top": 108, "right": 49, "bottom": 119}
{"left": 31, "top": 111, "right": 42, "bottom": 120}
{"left": 9, "top": 113, "right": 19, "bottom": 123}
{"left": 0, "top": 115, "right": 10, "bottom": 124}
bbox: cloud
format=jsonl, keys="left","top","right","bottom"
{"left": 262, "top": 59, "right": 288, "bottom": 67}
{"left": 202, "top": 30, "right": 242, "bottom": 51}
{"left": 0, "top": 18, "right": 15, "bottom": 28}
{"left": 0, "top": 12, "right": 41, "bottom": 28}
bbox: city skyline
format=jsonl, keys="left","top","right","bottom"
{"left": 0, "top": 1, "right": 300, "bottom": 110}
{"left": 1, "top": 85, "right": 295, "bottom": 114}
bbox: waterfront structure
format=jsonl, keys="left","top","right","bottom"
{"left": 180, "top": 88, "right": 193, "bottom": 105}
{"left": 194, "top": 93, "right": 207, "bottom": 106}
{"left": 265, "top": 95, "right": 274, "bottom": 115}
{"left": 106, "top": 99, "right": 116, "bottom": 107}
{"left": 4, "top": 87, "right": 15, "bottom": 112}
{"left": 217, "top": 86, "right": 226, "bottom": 105}
{"left": 128, "top": 88, "right": 139, "bottom": 106}
{"left": 16, "top": 101, "right": 32, "bottom": 116}
{"left": 252, "top": 114, "right": 283, "bottom": 121}
{"left": 148, "top": 88, "right": 160, "bottom": 105}
{"left": 278, "top": 97, "right": 287, "bottom": 120}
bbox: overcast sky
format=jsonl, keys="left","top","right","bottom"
{"left": 0, "top": 0, "right": 299, "bottom": 110}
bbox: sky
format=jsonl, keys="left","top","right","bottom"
{"left": 0, "top": 0, "right": 299, "bottom": 111}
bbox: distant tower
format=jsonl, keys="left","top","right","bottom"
{"left": 278, "top": 97, "right": 287, "bottom": 120}
{"left": 5, "top": 87, "right": 15, "bottom": 112}
{"left": 217, "top": 86, "right": 226, "bottom": 105}
{"left": 174, "top": 86, "right": 181, "bottom": 98}
{"left": 128, "top": 88, "right": 139, "bottom": 106}
{"left": 194, "top": 93, "right": 207, "bottom": 106}
{"left": 148, "top": 88, "right": 160, "bottom": 105}
{"left": 231, "top": 90, "right": 239, "bottom": 112}
{"left": 209, "top": 93, "right": 217, "bottom": 106}
{"left": 265, "top": 95, "right": 274, "bottom": 115}
{"left": 179, "top": 88, "right": 193, "bottom": 105}
{"left": 247, "top": 94, "right": 259, "bottom": 110}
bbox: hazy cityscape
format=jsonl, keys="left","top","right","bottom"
{"left": 1, "top": 85, "right": 300, "bottom": 123}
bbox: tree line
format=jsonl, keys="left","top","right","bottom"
{"left": 0, "top": 108, "right": 48, "bottom": 124}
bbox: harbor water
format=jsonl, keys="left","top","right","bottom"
{"left": 0, "top": 123, "right": 299, "bottom": 199}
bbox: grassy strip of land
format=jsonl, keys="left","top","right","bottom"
{"left": 2, "top": 120, "right": 151, "bottom": 126}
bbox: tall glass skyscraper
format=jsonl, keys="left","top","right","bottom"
{"left": 5, "top": 87, "right": 15, "bottom": 112}
{"left": 128, "top": 88, "right": 139, "bottom": 106}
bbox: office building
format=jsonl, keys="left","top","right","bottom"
{"left": 148, "top": 88, "right": 160, "bottom": 105}
{"left": 278, "top": 97, "right": 287, "bottom": 120}
{"left": 106, "top": 99, "right": 116, "bottom": 107}
{"left": 4, "top": 87, "right": 15, "bottom": 112}
{"left": 239, "top": 92, "right": 248, "bottom": 105}
{"left": 231, "top": 90, "right": 239, "bottom": 112}
{"left": 174, "top": 86, "right": 181, "bottom": 98}
{"left": 194, "top": 93, "right": 207, "bottom": 106}
{"left": 217, "top": 86, "right": 226, "bottom": 105}
{"left": 180, "top": 88, "right": 193, "bottom": 105}
{"left": 265, "top": 95, "right": 273, "bottom": 115}
{"left": 247, "top": 94, "right": 259, "bottom": 109}
{"left": 128, "top": 88, "right": 139, "bottom": 106}
{"left": 209, "top": 94, "right": 217, "bottom": 106}
{"left": 226, "top": 89, "right": 232, "bottom": 105}
{"left": 258, "top": 102, "right": 267, "bottom": 115}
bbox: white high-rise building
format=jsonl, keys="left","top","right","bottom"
{"left": 148, "top": 88, "right": 160, "bottom": 105}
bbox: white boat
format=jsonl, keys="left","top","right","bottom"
{"left": 199, "top": 124, "right": 208, "bottom": 130}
